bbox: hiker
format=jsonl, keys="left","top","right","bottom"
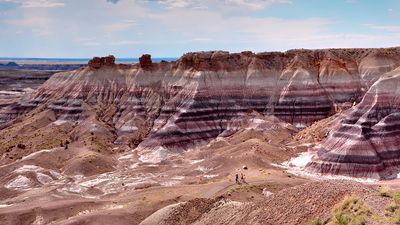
{"left": 235, "top": 173, "right": 239, "bottom": 184}
{"left": 240, "top": 173, "right": 247, "bottom": 184}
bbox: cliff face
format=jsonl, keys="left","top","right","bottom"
{"left": 307, "top": 66, "right": 400, "bottom": 179}
{"left": 1, "top": 48, "right": 400, "bottom": 169}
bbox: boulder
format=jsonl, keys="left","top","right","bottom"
{"left": 262, "top": 188, "right": 273, "bottom": 197}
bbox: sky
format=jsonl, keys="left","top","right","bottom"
{"left": 0, "top": 0, "right": 399, "bottom": 58}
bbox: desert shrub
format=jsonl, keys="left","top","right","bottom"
{"left": 379, "top": 186, "right": 391, "bottom": 197}
{"left": 309, "top": 218, "right": 324, "bottom": 225}
{"left": 386, "top": 202, "right": 398, "bottom": 214}
{"left": 371, "top": 214, "right": 389, "bottom": 225}
{"left": 329, "top": 195, "right": 370, "bottom": 225}
{"left": 390, "top": 211, "right": 400, "bottom": 224}
{"left": 384, "top": 192, "right": 400, "bottom": 224}
{"left": 332, "top": 214, "right": 350, "bottom": 225}
{"left": 392, "top": 192, "right": 400, "bottom": 204}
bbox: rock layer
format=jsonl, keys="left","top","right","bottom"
{"left": 1, "top": 48, "right": 400, "bottom": 167}
{"left": 307, "top": 66, "right": 400, "bottom": 179}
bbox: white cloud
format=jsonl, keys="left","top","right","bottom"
{"left": 224, "top": 0, "right": 290, "bottom": 10}
{"left": 32, "top": 28, "right": 52, "bottom": 36}
{"left": 110, "top": 40, "right": 141, "bottom": 45}
{"left": 297, "top": 33, "right": 400, "bottom": 49}
{"left": 3, "top": 16, "right": 53, "bottom": 36}
{"left": 21, "top": 0, "right": 64, "bottom": 8}
{"left": 102, "top": 20, "right": 136, "bottom": 33}
{"left": 74, "top": 37, "right": 101, "bottom": 46}
{"left": 82, "top": 41, "right": 102, "bottom": 46}
{"left": 1, "top": 0, "right": 65, "bottom": 8}
{"left": 365, "top": 24, "right": 400, "bottom": 33}
{"left": 4, "top": 16, "right": 50, "bottom": 26}
{"left": 75, "top": 37, "right": 141, "bottom": 47}
{"left": 146, "top": 0, "right": 289, "bottom": 10}
{"left": 159, "top": 0, "right": 192, "bottom": 8}
{"left": 149, "top": 9, "right": 332, "bottom": 45}
{"left": 191, "top": 38, "right": 212, "bottom": 42}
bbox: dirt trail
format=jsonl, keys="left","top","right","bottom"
{"left": 207, "top": 179, "right": 272, "bottom": 198}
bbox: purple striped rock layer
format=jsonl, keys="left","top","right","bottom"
{"left": 307, "top": 67, "right": 400, "bottom": 179}
{"left": 1, "top": 48, "right": 400, "bottom": 162}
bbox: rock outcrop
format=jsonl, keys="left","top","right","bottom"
{"left": 139, "top": 54, "right": 153, "bottom": 68}
{"left": 307, "top": 66, "right": 400, "bottom": 179}
{"left": 1, "top": 48, "right": 400, "bottom": 176}
{"left": 88, "top": 55, "right": 116, "bottom": 69}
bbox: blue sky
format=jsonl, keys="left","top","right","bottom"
{"left": 0, "top": 0, "right": 399, "bottom": 58}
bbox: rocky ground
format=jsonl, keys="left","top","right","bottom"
{"left": 0, "top": 107, "right": 398, "bottom": 225}
{"left": 139, "top": 180, "right": 393, "bottom": 225}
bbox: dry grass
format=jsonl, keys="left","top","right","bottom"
{"left": 379, "top": 186, "right": 392, "bottom": 197}
{"left": 309, "top": 195, "right": 371, "bottom": 225}
{"left": 328, "top": 195, "right": 370, "bottom": 225}
{"left": 309, "top": 218, "right": 324, "bottom": 225}
{"left": 381, "top": 187, "right": 400, "bottom": 224}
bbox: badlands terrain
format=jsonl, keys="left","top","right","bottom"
{"left": 1, "top": 48, "right": 400, "bottom": 224}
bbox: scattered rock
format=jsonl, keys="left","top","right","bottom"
{"left": 262, "top": 188, "right": 273, "bottom": 197}
{"left": 5, "top": 175, "right": 32, "bottom": 190}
